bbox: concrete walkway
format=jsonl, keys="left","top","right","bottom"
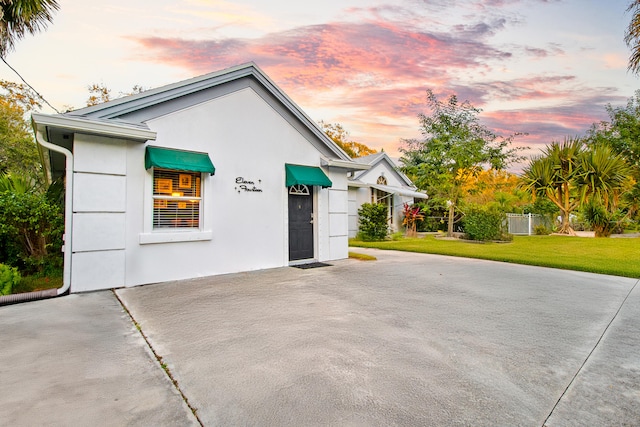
{"left": 1, "top": 249, "right": 638, "bottom": 426}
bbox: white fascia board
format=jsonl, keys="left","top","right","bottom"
{"left": 370, "top": 183, "right": 429, "bottom": 199}
{"left": 357, "top": 152, "right": 414, "bottom": 187}
{"left": 32, "top": 113, "right": 157, "bottom": 141}
{"left": 347, "top": 180, "right": 369, "bottom": 188}
{"left": 322, "top": 158, "right": 371, "bottom": 171}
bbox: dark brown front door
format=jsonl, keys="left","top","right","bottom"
{"left": 288, "top": 192, "right": 314, "bottom": 261}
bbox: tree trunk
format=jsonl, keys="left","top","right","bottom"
{"left": 558, "top": 211, "right": 576, "bottom": 235}
{"left": 447, "top": 203, "right": 455, "bottom": 237}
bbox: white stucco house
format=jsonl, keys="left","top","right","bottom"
{"left": 31, "top": 63, "right": 369, "bottom": 294}
{"left": 348, "top": 153, "right": 428, "bottom": 237}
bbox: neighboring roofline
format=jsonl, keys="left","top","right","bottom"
{"left": 370, "top": 183, "right": 428, "bottom": 199}
{"left": 67, "top": 63, "right": 351, "bottom": 161}
{"left": 349, "top": 181, "right": 428, "bottom": 199}
{"left": 31, "top": 113, "right": 157, "bottom": 142}
{"left": 354, "top": 152, "right": 413, "bottom": 186}
{"left": 347, "top": 180, "right": 368, "bottom": 188}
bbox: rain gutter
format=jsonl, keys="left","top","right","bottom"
{"left": 0, "top": 128, "right": 73, "bottom": 305}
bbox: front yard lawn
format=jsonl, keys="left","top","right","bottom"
{"left": 350, "top": 235, "right": 640, "bottom": 279}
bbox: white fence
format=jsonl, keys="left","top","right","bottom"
{"left": 506, "top": 213, "right": 550, "bottom": 235}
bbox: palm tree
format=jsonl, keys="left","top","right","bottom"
{"left": 576, "top": 145, "right": 630, "bottom": 210}
{"left": 626, "top": 1, "right": 640, "bottom": 74}
{"left": 0, "top": 0, "right": 59, "bottom": 56}
{"left": 521, "top": 139, "right": 632, "bottom": 236}
{"left": 520, "top": 138, "right": 584, "bottom": 235}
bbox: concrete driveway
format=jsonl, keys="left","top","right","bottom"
{"left": 1, "top": 249, "right": 638, "bottom": 426}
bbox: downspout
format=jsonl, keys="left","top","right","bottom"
{"left": 0, "top": 129, "right": 73, "bottom": 305}
{"left": 36, "top": 128, "right": 73, "bottom": 296}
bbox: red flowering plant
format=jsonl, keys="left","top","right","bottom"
{"left": 402, "top": 203, "right": 424, "bottom": 237}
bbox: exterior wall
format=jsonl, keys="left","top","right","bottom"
{"left": 348, "top": 157, "right": 418, "bottom": 237}
{"left": 348, "top": 187, "right": 371, "bottom": 238}
{"left": 71, "top": 135, "right": 128, "bottom": 291}
{"left": 112, "top": 87, "right": 349, "bottom": 288}
{"left": 358, "top": 160, "right": 407, "bottom": 188}
{"left": 391, "top": 194, "right": 416, "bottom": 232}
{"left": 326, "top": 170, "right": 349, "bottom": 260}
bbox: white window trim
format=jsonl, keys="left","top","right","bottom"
{"left": 139, "top": 230, "right": 213, "bottom": 244}
{"left": 139, "top": 167, "right": 213, "bottom": 245}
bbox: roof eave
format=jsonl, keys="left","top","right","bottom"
{"left": 322, "top": 158, "right": 371, "bottom": 171}
{"left": 68, "top": 63, "right": 350, "bottom": 161}
{"left": 31, "top": 113, "right": 157, "bottom": 141}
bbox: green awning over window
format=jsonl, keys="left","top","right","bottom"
{"left": 145, "top": 146, "right": 215, "bottom": 175}
{"left": 285, "top": 164, "right": 332, "bottom": 188}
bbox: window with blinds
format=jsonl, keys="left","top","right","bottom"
{"left": 153, "top": 169, "right": 202, "bottom": 229}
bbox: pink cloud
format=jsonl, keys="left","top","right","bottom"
{"left": 128, "top": 7, "right": 625, "bottom": 164}
{"left": 132, "top": 18, "right": 511, "bottom": 91}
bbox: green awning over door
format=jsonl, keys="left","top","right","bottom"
{"left": 285, "top": 164, "right": 332, "bottom": 188}
{"left": 145, "top": 146, "right": 215, "bottom": 174}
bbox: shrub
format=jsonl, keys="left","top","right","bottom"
{"left": 0, "top": 263, "right": 20, "bottom": 295}
{"left": 463, "top": 206, "right": 508, "bottom": 241}
{"left": 402, "top": 203, "right": 424, "bottom": 237}
{"left": 534, "top": 224, "right": 551, "bottom": 235}
{"left": 0, "top": 191, "right": 64, "bottom": 274}
{"left": 390, "top": 231, "right": 404, "bottom": 241}
{"left": 357, "top": 203, "right": 389, "bottom": 241}
{"left": 581, "top": 200, "right": 620, "bottom": 238}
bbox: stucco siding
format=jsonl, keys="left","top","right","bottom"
{"left": 74, "top": 137, "right": 127, "bottom": 175}
{"left": 73, "top": 173, "right": 126, "bottom": 213}
{"left": 118, "top": 87, "right": 346, "bottom": 287}
{"left": 72, "top": 213, "right": 126, "bottom": 252}
{"left": 71, "top": 250, "right": 125, "bottom": 292}
{"left": 71, "top": 136, "right": 128, "bottom": 291}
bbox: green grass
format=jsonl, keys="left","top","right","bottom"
{"left": 350, "top": 235, "right": 640, "bottom": 279}
{"left": 349, "top": 251, "right": 377, "bottom": 261}
{"left": 13, "top": 274, "right": 62, "bottom": 294}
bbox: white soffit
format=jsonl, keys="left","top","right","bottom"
{"left": 32, "top": 113, "right": 157, "bottom": 141}
{"left": 370, "top": 183, "right": 428, "bottom": 199}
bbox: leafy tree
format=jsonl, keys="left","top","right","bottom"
{"left": 84, "top": 83, "right": 146, "bottom": 107}
{"left": 0, "top": 0, "right": 59, "bottom": 56}
{"left": 0, "top": 80, "right": 42, "bottom": 183}
{"left": 587, "top": 91, "right": 640, "bottom": 171}
{"left": 86, "top": 83, "right": 111, "bottom": 106}
{"left": 460, "top": 169, "right": 531, "bottom": 213}
{"left": 586, "top": 92, "right": 640, "bottom": 221}
{"left": 399, "top": 89, "right": 525, "bottom": 237}
{"left": 320, "top": 121, "right": 377, "bottom": 158}
{"left": 0, "top": 79, "right": 42, "bottom": 109}
{"left": 0, "top": 181, "right": 64, "bottom": 274}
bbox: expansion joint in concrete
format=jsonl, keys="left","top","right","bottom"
{"left": 541, "top": 277, "right": 640, "bottom": 426}
{"left": 112, "top": 290, "right": 205, "bottom": 427}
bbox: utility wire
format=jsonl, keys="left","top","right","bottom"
{"left": 1, "top": 56, "right": 61, "bottom": 114}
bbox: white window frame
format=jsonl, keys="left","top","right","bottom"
{"left": 139, "top": 167, "right": 213, "bottom": 245}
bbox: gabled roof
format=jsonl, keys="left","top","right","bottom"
{"left": 55, "top": 62, "right": 351, "bottom": 161}
{"left": 352, "top": 152, "right": 414, "bottom": 187}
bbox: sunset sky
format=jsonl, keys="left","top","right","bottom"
{"left": 1, "top": 0, "right": 638, "bottom": 166}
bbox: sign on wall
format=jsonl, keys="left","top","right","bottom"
{"left": 235, "top": 177, "right": 263, "bottom": 193}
